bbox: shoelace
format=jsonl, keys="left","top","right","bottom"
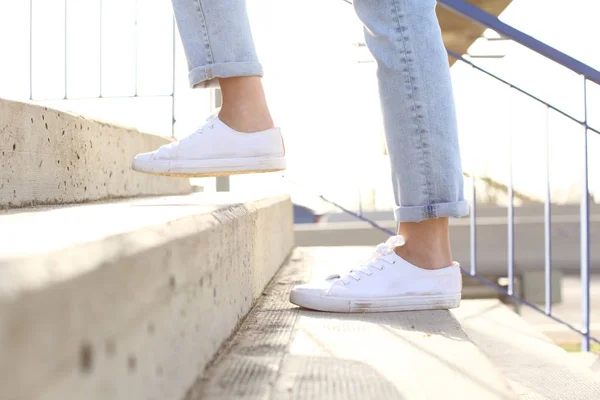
{"left": 327, "top": 235, "right": 405, "bottom": 284}
{"left": 179, "top": 114, "right": 218, "bottom": 143}
{"left": 158, "top": 114, "right": 218, "bottom": 154}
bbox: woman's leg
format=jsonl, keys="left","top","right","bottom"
{"left": 353, "top": 0, "right": 468, "bottom": 268}
{"left": 171, "top": 0, "right": 273, "bottom": 132}
{"left": 290, "top": 0, "right": 465, "bottom": 312}
{"left": 132, "top": 0, "right": 284, "bottom": 177}
{"left": 218, "top": 77, "right": 274, "bottom": 132}
{"left": 171, "top": 0, "right": 261, "bottom": 89}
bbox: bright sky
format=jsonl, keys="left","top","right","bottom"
{"left": 0, "top": 0, "right": 598, "bottom": 209}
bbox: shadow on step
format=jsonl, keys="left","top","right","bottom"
{"left": 189, "top": 355, "right": 405, "bottom": 400}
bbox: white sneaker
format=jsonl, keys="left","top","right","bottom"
{"left": 132, "top": 116, "right": 285, "bottom": 177}
{"left": 289, "top": 236, "right": 462, "bottom": 313}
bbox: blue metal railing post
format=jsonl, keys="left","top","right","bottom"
{"left": 358, "top": 188, "right": 363, "bottom": 217}
{"left": 99, "top": 0, "right": 103, "bottom": 97}
{"left": 544, "top": 106, "right": 552, "bottom": 315}
{"left": 64, "top": 0, "right": 67, "bottom": 99}
{"left": 470, "top": 171, "right": 477, "bottom": 276}
{"left": 580, "top": 78, "right": 591, "bottom": 352}
{"left": 469, "top": 65, "right": 478, "bottom": 277}
{"left": 171, "top": 15, "right": 176, "bottom": 137}
{"left": 133, "top": 0, "right": 138, "bottom": 97}
{"left": 507, "top": 88, "right": 515, "bottom": 296}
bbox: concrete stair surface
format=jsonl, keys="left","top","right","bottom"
{"left": 0, "top": 194, "right": 293, "bottom": 400}
{"left": 0, "top": 98, "right": 191, "bottom": 208}
{"left": 188, "top": 247, "right": 517, "bottom": 400}
{"left": 569, "top": 352, "right": 600, "bottom": 376}
{"left": 454, "top": 300, "right": 600, "bottom": 399}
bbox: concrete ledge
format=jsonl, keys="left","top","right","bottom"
{"left": 0, "top": 98, "right": 191, "bottom": 208}
{"left": 0, "top": 194, "right": 293, "bottom": 400}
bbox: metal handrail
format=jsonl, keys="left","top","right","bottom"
{"left": 438, "top": 0, "right": 600, "bottom": 85}
{"left": 437, "top": 0, "right": 594, "bottom": 353}
{"left": 446, "top": 48, "right": 600, "bottom": 136}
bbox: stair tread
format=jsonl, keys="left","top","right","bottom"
{"left": 0, "top": 194, "right": 293, "bottom": 400}
{"left": 453, "top": 300, "right": 600, "bottom": 399}
{"left": 0, "top": 193, "right": 281, "bottom": 297}
{"left": 189, "top": 247, "right": 517, "bottom": 400}
{"left": 569, "top": 352, "right": 600, "bottom": 375}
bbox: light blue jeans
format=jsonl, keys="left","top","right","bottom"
{"left": 171, "top": 0, "right": 469, "bottom": 222}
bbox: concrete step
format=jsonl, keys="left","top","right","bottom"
{"left": 0, "top": 98, "right": 191, "bottom": 208}
{"left": 453, "top": 300, "right": 600, "bottom": 399}
{"left": 0, "top": 194, "right": 293, "bottom": 400}
{"left": 189, "top": 247, "right": 517, "bottom": 400}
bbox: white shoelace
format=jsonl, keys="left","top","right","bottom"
{"left": 179, "top": 114, "right": 218, "bottom": 143}
{"left": 327, "top": 235, "right": 405, "bottom": 284}
{"left": 157, "top": 115, "right": 218, "bottom": 156}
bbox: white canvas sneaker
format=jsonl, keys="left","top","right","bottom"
{"left": 289, "top": 236, "right": 462, "bottom": 313}
{"left": 132, "top": 116, "right": 285, "bottom": 177}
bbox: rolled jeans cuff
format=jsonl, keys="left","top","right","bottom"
{"left": 188, "top": 61, "right": 264, "bottom": 88}
{"left": 393, "top": 200, "right": 469, "bottom": 222}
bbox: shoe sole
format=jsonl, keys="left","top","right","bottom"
{"left": 289, "top": 290, "right": 461, "bottom": 313}
{"left": 132, "top": 156, "right": 286, "bottom": 178}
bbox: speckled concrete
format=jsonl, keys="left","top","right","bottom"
{"left": 0, "top": 98, "right": 191, "bottom": 208}
{"left": 0, "top": 194, "right": 293, "bottom": 400}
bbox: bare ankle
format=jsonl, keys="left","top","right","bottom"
{"left": 218, "top": 107, "right": 274, "bottom": 133}
{"left": 218, "top": 76, "right": 274, "bottom": 133}
{"left": 394, "top": 245, "right": 452, "bottom": 270}
{"left": 394, "top": 218, "right": 453, "bottom": 270}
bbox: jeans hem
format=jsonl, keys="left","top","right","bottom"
{"left": 393, "top": 200, "right": 469, "bottom": 222}
{"left": 188, "top": 61, "right": 264, "bottom": 88}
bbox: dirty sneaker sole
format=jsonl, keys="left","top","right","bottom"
{"left": 289, "top": 290, "right": 461, "bottom": 313}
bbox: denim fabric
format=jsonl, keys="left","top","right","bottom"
{"left": 171, "top": 0, "right": 262, "bottom": 88}
{"left": 172, "top": 0, "right": 468, "bottom": 222}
